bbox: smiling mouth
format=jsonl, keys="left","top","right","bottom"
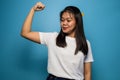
{"left": 62, "top": 27, "right": 69, "bottom": 30}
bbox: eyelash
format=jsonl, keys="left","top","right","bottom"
{"left": 67, "top": 20, "right": 71, "bottom": 22}
{"left": 61, "top": 19, "right": 71, "bottom": 22}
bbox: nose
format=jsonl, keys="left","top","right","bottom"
{"left": 62, "top": 20, "right": 68, "bottom": 26}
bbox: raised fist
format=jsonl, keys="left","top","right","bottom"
{"left": 33, "top": 2, "right": 45, "bottom": 11}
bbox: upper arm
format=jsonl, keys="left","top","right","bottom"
{"left": 84, "top": 62, "right": 92, "bottom": 80}
{"left": 21, "top": 32, "right": 41, "bottom": 44}
{"left": 84, "top": 62, "right": 92, "bottom": 76}
{"left": 84, "top": 62, "right": 92, "bottom": 74}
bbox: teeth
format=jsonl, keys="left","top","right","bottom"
{"left": 63, "top": 26, "right": 68, "bottom": 28}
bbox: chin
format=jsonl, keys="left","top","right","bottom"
{"left": 62, "top": 31, "right": 69, "bottom": 34}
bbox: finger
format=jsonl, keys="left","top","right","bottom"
{"left": 34, "top": 2, "right": 45, "bottom": 11}
{"left": 37, "top": 5, "right": 45, "bottom": 10}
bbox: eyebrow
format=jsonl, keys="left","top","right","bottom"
{"left": 61, "top": 17, "right": 73, "bottom": 20}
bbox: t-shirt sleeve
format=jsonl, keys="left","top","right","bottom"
{"left": 84, "top": 40, "right": 94, "bottom": 63}
{"left": 39, "top": 32, "right": 48, "bottom": 45}
{"left": 39, "top": 32, "right": 57, "bottom": 45}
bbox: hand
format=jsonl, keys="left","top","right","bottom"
{"left": 33, "top": 2, "right": 45, "bottom": 11}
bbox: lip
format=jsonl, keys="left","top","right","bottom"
{"left": 62, "top": 27, "right": 69, "bottom": 30}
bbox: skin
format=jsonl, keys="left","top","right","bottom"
{"left": 60, "top": 12, "right": 76, "bottom": 37}
{"left": 21, "top": 2, "right": 92, "bottom": 80}
{"left": 84, "top": 63, "right": 92, "bottom": 80}
{"left": 21, "top": 2, "right": 45, "bottom": 43}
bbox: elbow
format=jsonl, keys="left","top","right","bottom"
{"left": 20, "top": 31, "right": 30, "bottom": 40}
{"left": 20, "top": 32, "right": 26, "bottom": 38}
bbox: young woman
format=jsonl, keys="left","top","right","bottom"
{"left": 21, "top": 2, "right": 94, "bottom": 80}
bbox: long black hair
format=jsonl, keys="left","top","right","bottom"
{"left": 56, "top": 6, "right": 88, "bottom": 55}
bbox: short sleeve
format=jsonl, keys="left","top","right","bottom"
{"left": 84, "top": 40, "right": 94, "bottom": 63}
{"left": 39, "top": 32, "right": 48, "bottom": 45}
{"left": 39, "top": 32, "right": 58, "bottom": 45}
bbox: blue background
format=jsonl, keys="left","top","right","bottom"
{"left": 0, "top": 0, "right": 120, "bottom": 80}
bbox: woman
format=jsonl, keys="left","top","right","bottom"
{"left": 21, "top": 2, "right": 94, "bottom": 80}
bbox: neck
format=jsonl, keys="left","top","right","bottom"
{"left": 67, "top": 32, "right": 75, "bottom": 38}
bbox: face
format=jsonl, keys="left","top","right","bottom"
{"left": 60, "top": 12, "right": 76, "bottom": 37}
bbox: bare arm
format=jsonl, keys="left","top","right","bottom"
{"left": 21, "top": 2, "right": 45, "bottom": 43}
{"left": 84, "top": 62, "right": 92, "bottom": 80}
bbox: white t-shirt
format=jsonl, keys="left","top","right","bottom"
{"left": 39, "top": 32, "right": 94, "bottom": 80}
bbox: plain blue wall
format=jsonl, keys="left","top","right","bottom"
{"left": 0, "top": 0, "right": 120, "bottom": 80}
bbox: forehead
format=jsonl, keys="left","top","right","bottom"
{"left": 61, "top": 12, "right": 74, "bottom": 19}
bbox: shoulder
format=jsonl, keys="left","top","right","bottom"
{"left": 39, "top": 32, "right": 58, "bottom": 36}
{"left": 86, "top": 39, "right": 90, "bottom": 45}
{"left": 39, "top": 32, "right": 58, "bottom": 39}
{"left": 86, "top": 39, "right": 92, "bottom": 48}
{"left": 39, "top": 32, "right": 58, "bottom": 44}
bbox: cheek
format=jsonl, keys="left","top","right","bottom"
{"left": 70, "top": 22, "right": 76, "bottom": 28}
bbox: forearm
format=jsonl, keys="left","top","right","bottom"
{"left": 21, "top": 7, "right": 35, "bottom": 36}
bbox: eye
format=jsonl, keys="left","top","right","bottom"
{"left": 67, "top": 19, "right": 72, "bottom": 22}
